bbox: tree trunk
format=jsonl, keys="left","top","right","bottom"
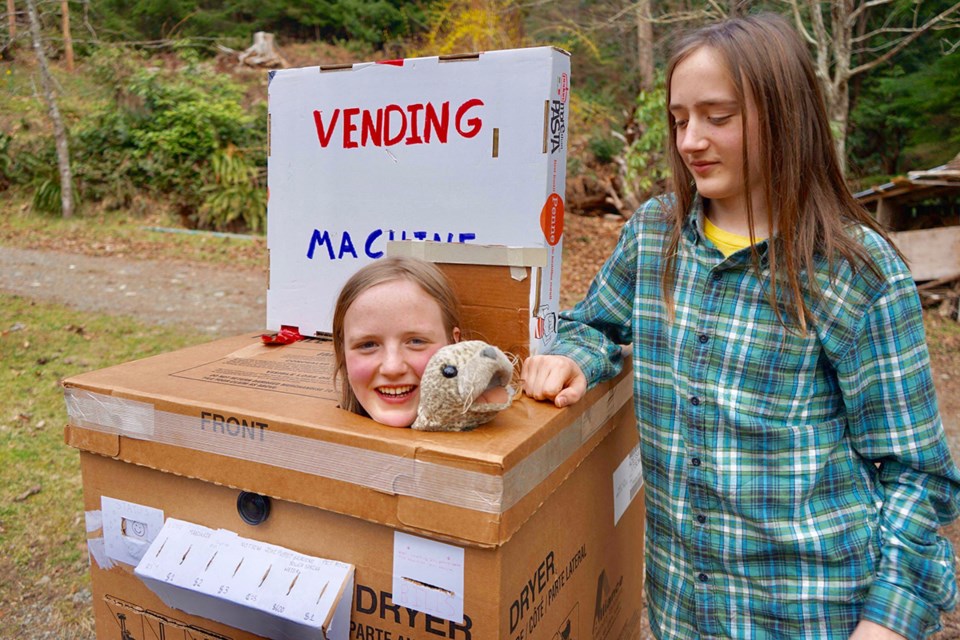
{"left": 25, "top": 0, "right": 73, "bottom": 218}
{"left": 636, "top": 0, "right": 654, "bottom": 92}
{"left": 7, "top": 0, "right": 14, "bottom": 39}
{"left": 60, "top": 0, "right": 73, "bottom": 72}
{"left": 829, "top": 81, "right": 849, "bottom": 173}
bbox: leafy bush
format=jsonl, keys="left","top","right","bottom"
{"left": 0, "top": 134, "right": 65, "bottom": 215}
{"left": 588, "top": 135, "right": 620, "bottom": 165}
{"left": 72, "top": 54, "right": 267, "bottom": 230}
{"left": 623, "top": 77, "right": 670, "bottom": 197}
{"left": 197, "top": 146, "right": 267, "bottom": 233}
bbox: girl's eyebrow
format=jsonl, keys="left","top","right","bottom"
{"left": 669, "top": 99, "right": 739, "bottom": 111}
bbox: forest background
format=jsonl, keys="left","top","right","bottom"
{"left": 2, "top": 0, "right": 959, "bottom": 229}
{"left": 1, "top": 1, "right": 960, "bottom": 638}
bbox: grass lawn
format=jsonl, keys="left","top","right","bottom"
{"left": 0, "top": 294, "right": 207, "bottom": 636}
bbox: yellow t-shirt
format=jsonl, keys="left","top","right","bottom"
{"left": 703, "top": 216, "right": 765, "bottom": 258}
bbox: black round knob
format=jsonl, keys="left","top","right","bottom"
{"left": 237, "top": 491, "right": 271, "bottom": 525}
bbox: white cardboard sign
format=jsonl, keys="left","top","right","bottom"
{"left": 267, "top": 46, "right": 570, "bottom": 354}
{"left": 392, "top": 531, "right": 465, "bottom": 623}
{"left": 135, "top": 518, "right": 354, "bottom": 640}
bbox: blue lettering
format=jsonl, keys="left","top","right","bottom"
{"left": 306, "top": 229, "right": 335, "bottom": 260}
{"left": 338, "top": 231, "right": 358, "bottom": 259}
{"left": 365, "top": 229, "right": 384, "bottom": 259}
{"left": 306, "top": 229, "right": 478, "bottom": 261}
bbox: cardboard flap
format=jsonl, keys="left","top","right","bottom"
{"left": 64, "top": 423, "right": 120, "bottom": 457}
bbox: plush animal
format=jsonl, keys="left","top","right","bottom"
{"left": 412, "top": 340, "right": 516, "bottom": 432}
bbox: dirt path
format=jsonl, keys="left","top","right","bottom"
{"left": 0, "top": 246, "right": 266, "bottom": 336}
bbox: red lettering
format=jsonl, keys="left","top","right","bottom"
{"left": 342, "top": 107, "right": 361, "bottom": 149}
{"left": 455, "top": 99, "right": 484, "bottom": 138}
{"left": 405, "top": 103, "right": 424, "bottom": 144}
{"left": 423, "top": 102, "right": 449, "bottom": 143}
{"left": 361, "top": 109, "right": 383, "bottom": 146}
{"left": 314, "top": 99, "right": 482, "bottom": 149}
{"left": 313, "top": 109, "right": 340, "bottom": 148}
{"left": 384, "top": 104, "right": 406, "bottom": 146}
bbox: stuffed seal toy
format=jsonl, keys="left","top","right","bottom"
{"left": 412, "top": 340, "right": 516, "bottom": 432}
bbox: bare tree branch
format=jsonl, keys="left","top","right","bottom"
{"left": 848, "top": 0, "right": 895, "bottom": 28}
{"left": 850, "top": 2, "right": 960, "bottom": 76}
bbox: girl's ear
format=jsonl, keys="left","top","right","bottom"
{"left": 452, "top": 327, "right": 462, "bottom": 343}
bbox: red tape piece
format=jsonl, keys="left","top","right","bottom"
{"left": 261, "top": 325, "right": 305, "bottom": 345}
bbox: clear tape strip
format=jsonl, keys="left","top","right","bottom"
{"left": 64, "top": 376, "right": 632, "bottom": 514}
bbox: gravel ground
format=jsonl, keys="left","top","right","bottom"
{"left": 0, "top": 246, "right": 266, "bottom": 337}
{"left": 2, "top": 212, "right": 959, "bottom": 639}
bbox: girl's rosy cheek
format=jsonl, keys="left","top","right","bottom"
{"left": 345, "top": 354, "right": 376, "bottom": 387}
{"left": 411, "top": 346, "right": 444, "bottom": 379}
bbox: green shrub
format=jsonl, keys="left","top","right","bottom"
{"left": 31, "top": 178, "right": 63, "bottom": 215}
{"left": 623, "top": 77, "right": 670, "bottom": 197}
{"left": 197, "top": 146, "right": 267, "bottom": 233}
{"left": 588, "top": 134, "right": 620, "bottom": 164}
{"left": 72, "top": 54, "right": 267, "bottom": 230}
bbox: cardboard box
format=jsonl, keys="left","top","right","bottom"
{"left": 266, "top": 46, "right": 570, "bottom": 355}
{"left": 390, "top": 241, "right": 552, "bottom": 359}
{"left": 64, "top": 333, "right": 644, "bottom": 640}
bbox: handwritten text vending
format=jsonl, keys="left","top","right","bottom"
{"left": 313, "top": 99, "right": 484, "bottom": 150}
{"left": 306, "top": 228, "right": 477, "bottom": 261}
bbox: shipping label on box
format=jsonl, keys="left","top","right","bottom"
{"left": 267, "top": 46, "right": 570, "bottom": 354}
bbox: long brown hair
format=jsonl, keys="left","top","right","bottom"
{"left": 332, "top": 256, "right": 463, "bottom": 415}
{"left": 662, "top": 13, "right": 896, "bottom": 328}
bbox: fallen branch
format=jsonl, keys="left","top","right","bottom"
{"left": 918, "top": 272, "right": 960, "bottom": 291}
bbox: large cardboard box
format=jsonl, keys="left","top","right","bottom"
{"left": 266, "top": 46, "right": 570, "bottom": 354}
{"left": 64, "top": 333, "right": 644, "bottom": 639}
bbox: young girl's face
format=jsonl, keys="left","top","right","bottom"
{"left": 670, "top": 46, "right": 762, "bottom": 222}
{"left": 342, "top": 279, "right": 458, "bottom": 427}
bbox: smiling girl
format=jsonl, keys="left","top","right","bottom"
{"left": 522, "top": 13, "right": 960, "bottom": 640}
{"left": 332, "top": 256, "right": 461, "bottom": 427}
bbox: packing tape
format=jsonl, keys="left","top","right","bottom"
{"left": 87, "top": 537, "right": 115, "bottom": 570}
{"left": 64, "top": 376, "right": 632, "bottom": 514}
{"left": 387, "top": 240, "right": 548, "bottom": 268}
{"left": 85, "top": 509, "right": 103, "bottom": 533}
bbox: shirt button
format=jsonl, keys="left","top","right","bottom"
{"left": 690, "top": 396, "right": 701, "bottom": 406}
{"left": 711, "top": 272, "right": 722, "bottom": 282}
{"left": 691, "top": 457, "right": 701, "bottom": 467}
{"left": 698, "top": 334, "right": 709, "bottom": 344}
{"left": 696, "top": 514, "right": 707, "bottom": 524}
{"left": 698, "top": 573, "right": 709, "bottom": 583}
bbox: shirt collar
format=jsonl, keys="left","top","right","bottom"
{"left": 684, "top": 194, "right": 772, "bottom": 265}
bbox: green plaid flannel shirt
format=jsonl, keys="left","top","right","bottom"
{"left": 551, "top": 196, "right": 960, "bottom": 639}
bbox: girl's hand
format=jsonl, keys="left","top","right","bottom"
{"left": 521, "top": 355, "right": 587, "bottom": 408}
{"left": 848, "top": 620, "right": 907, "bottom": 640}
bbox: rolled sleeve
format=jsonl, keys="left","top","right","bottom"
{"left": 547, "top": 210, "right": 642, "bottom": 386}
